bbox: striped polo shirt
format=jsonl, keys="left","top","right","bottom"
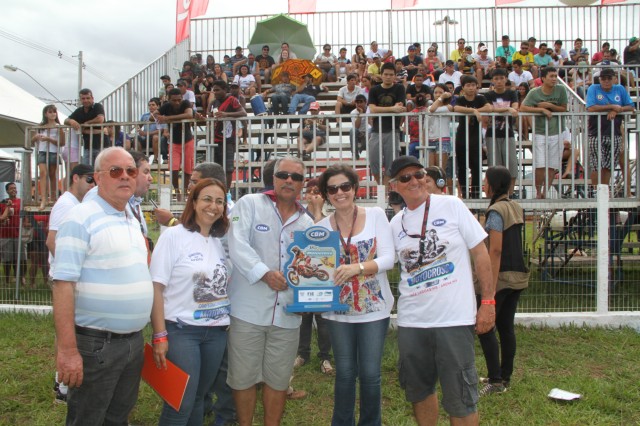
{"left": 53, "top": 194, "right": 153, "bottom": 333}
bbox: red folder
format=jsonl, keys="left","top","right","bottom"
{"left": 141, "top": 343, "right": 190, "bottom": 411}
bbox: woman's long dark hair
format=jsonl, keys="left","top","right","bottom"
{"left": 486, "top": 166, "right": 512, "bottom": 206}
{"left": 40, "top": 104, "right": 60, "bottom": 125}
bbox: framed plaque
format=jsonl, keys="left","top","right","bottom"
{"left": 285, "top": 226, "right": 348, "bottom": 313}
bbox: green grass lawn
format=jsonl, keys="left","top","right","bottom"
{"left": 1, "top": 313, "right": 638, "bottom": 425}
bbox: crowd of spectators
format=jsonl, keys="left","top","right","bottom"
{"left": 17, "top": 36, "right": 639, "bottom": 214}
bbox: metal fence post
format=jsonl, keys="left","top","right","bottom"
{"left": 596, "top": 184, "right": 609, "bottom": 314}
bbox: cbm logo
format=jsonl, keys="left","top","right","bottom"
{"left": 255, "top": 224, "right": 270, "bottom": 232}
{"left": 432, "top": 219, "right": 446, "bottom": 227}
{"left": 306, "top": 226, "right": 329, "bottom": 241}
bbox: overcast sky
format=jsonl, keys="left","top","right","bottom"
{"left": 0, "top": 0, "right": 293, "bottom": 111}
{"left": 3, "top": 0, "right": 634, "bottom": 111}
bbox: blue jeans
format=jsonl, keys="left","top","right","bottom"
{"left": 66, "top": 330, "right": 144, "bottom": 426}
{"left": 288, "top": 94, "right": 316, "bottom": 115}
{"left": 327, "top": 317, "right": 390, "bottom": 426}
{"left": 160, "top": 321, "right": 228, "bottom": 426}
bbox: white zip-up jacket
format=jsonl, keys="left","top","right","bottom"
{"left": 228, "top": 192, "right": 313, "bottom": 328}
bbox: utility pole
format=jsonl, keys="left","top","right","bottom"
{"left": 77, "top": 50, "right": 83, "bottom": 105}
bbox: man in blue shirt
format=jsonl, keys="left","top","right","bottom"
{"left": 495, "top": 35, "right": 516, "bottom": 65}
{"left": 585, "top": 67, "right": 635, "bottom": 185}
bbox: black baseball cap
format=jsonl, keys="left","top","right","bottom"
{"left": 71, "top": 164, "right": 93, "bottom": 178}
{"left": 389, "top": 156, "right": 424, "bottom": 179}
{"left": 600, "top": 68, "right": 616, "bottom": 78}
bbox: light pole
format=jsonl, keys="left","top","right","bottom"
{"left": 3, "top": 65, "right": 73, "bottom": 112}
{"left": 433, "top": 16, "right": 459, "bottom": 63}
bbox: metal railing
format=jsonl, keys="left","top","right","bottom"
{"left": 191, "top": 4, "right": 639, "bottom": 69}
{"left": 20, "top": 110, "right": 639, "bottom": 206}
{"left": 96, "top": 5, "right": 639, "bottom": 129}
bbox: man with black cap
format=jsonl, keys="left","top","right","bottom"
{"left": 401, "top": 45, "right": 422, "bottom": 80}
{"left": 585, "top": 67, "right": 635, "bottom": 186}
{"left": 45, "top": 164, "right": 96, "bottom": 403}
{"left": 388, "top": 155, "right": 494, "bottom": 426}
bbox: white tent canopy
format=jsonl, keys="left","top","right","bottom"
{"left": 0, "top": 75, "right": 68, "bottom": 148}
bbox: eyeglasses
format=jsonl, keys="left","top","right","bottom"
{"left": 197, "top": 196, "right": 226, "bottom": 207}
{"left": 326, "top": 182, "right": 354, "bottom": 195}
{"left": 274, "top": 171, "right": 305, "bottom": 182}
{"left": 394, "top": 171, "right": 426, "bottom": 183}
{"left": 102, "top": 166, "right": 139, "bottom": 179}
{"left": 84, "top": 176, "right": 95, "bottom": 184}
{"left": 307, "top": 188, "right": 320, "bottom": 195}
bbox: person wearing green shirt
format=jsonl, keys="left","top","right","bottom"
{"left": 520, "top": 66, "right": 568, "bottom": 199}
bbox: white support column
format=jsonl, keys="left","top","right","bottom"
{"left": 377, "top": 185, "right": 386, "bottom": 210}
{"left": 159, "top": 184, "right": 173, "bottom": 234}
{"left": 596, "top": 184, "right": 609, "bottom": 314}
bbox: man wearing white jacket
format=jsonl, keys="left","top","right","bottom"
{"left": 227, "top": 156, "right": 313, "bottom": 426}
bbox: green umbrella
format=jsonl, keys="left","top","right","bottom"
{"left": 248, "top": 14, "right": 316, "bottom": 61}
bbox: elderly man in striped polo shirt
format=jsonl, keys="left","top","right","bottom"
{"left": 52, "top": 147, "right": 153, "bottom": 426}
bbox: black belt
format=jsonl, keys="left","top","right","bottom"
{"left": 75, "top": 325, "right": 140, "bottom": 340}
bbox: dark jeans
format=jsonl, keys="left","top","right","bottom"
{"left": 455, "top": 139, "right": 482, "bottom": 198}
{"left": 477, "top": 289, "right": 523, "bottom": 383}
{"left": 160, "top": 322, "right": 227, "bottom": 425}
{"left": 327, "top": 317, "right": 389, "bottom": 426}
{"left": 270, "top": 94, "right": 290, "bottom": 115}
{"left": 66, "top": 330, "right": 144, "bottom": 426}
{"left": 82, "top": 149, "right": 102, "bottom": 166}
{"left": 298, "top": 313, "right": 331, "bottom": 362}
{"left": 204, "top": 347, "right": 236, "bottom": 423}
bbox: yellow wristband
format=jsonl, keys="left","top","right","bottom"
{"left": 167, "top": 217, "right": 177, "bottom": 227}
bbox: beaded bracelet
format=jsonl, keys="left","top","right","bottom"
{"left": 153, "top": 330, "right": 168, "bottom": 339}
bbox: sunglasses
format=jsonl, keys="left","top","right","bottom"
{"left": 307, "top": 188, "right": 320, "bottom": 195}
{"left": 326, "top": 182, "right": 354, "bottom": 195}
{"left": 103, "top": 166, "right": 139, "bottom": 179}
{"left": 274, "top": 171, "right": 304, "bottom": 182}
{"left": 394, "top": 171, "right": 426, "bottom": 183}
{"left": 85, "top": 175, "right": 95, "bottom": 184}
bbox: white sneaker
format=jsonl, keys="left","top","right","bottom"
{"left": 293, "top": 355, "right": 306, "bottom": 368}
{"left": 148, "top": 154, "right": 155, "bottom": 165}
{"left": 320, "top": 359, "right": 334, "bottom": 375}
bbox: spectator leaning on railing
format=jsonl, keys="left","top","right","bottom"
{"left": 585, "top": 67, "right": 635, "bottom": 186}
{"left": 520, "top": 66, "right": 568, "bottom": 199}
{"left": 64, "top": 88, "right": 108, "bottom": 166}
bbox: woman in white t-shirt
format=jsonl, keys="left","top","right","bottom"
{"left": 233, "top": 64, "right": 256, "bottom": 97}
{"left": 316, "top": 165, "right": 395, "bottom": 426}
{"left": 31, "top": 105, "right": 64, "bottom": 210}
{"left": 150, "top": 178, "right": 231, "bottom": 424}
